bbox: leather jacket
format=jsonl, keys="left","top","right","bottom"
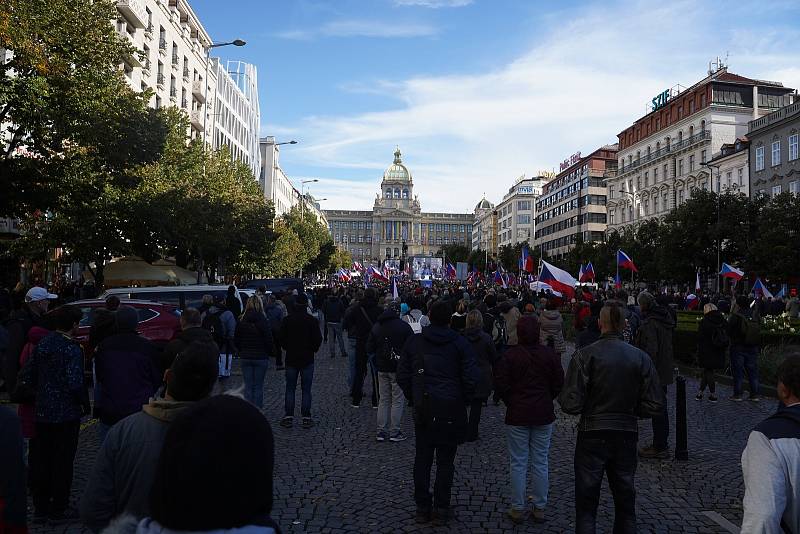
{"left": 558, "top": 333, "right": 663, "bottom": 433}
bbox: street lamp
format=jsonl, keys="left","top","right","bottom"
{"left": 202, "top": 39, "right": 246, "bottom": 147}
{"left": 300, "top": 179, "right": 319, "bottom": 222}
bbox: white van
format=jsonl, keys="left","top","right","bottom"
{"left": 100, "top": 285, "right": 246, "bottom": 311}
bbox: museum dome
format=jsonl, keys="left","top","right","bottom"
{"left": 475, "top": 197, "right": 494, "bottom": 211}
{"left": 383, "top": 146, "right": 411, "bottom": 182}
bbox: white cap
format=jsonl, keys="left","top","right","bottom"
{"left": 25, "top": 286, "right": 58, "bottom": 303}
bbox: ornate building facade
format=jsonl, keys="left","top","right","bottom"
{"left": 324, "top": 148, "right": 474, "bottom": 262}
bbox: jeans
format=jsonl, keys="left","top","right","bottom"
{"left": 699, "top": 368, "right": 716, "bottom": 394}
{"left": 414, "top": 425, "right": 458, "bottom": 510}
{"left": 241, "top": 358, "right": 269, "bottom": 408}
{"left": 575, "top": 431, "right": 638, "bottom": 534}
{"left": 467, "top": 398, "right": 487, "bottom": 441}
{"left": 327, "top": 322, "right": 347, "bottom": 358}
{"left": 377, "top": 372, "right": 405, "bottom": 436}
{"left": 284, "top": 362, "right": 314, "bottom": 417}
{"left": 651, "top": 385, "right": 669, "bottom": 450}
{"left": 347, "top": 336, "right": 357, "bottom": 390}
{"left": 351, "top": 341, "right": 378, "bottom": 407}
{"left": 507, "top": 423, "right": 553, "bottom": 511}
{"left": 31, "top": 420, "right": 80, "bottom": 516}
{"left": 730, "top": 345, "right": 760, "bottom": 396}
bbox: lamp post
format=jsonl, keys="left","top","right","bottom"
{"left": 202, "top": 39, "right": 246, "bottom": 147}
{"left": 300, "top": 179, "right": 318, "bottom": 223}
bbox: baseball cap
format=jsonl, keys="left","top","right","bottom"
{"left": 25, "top": 286, "right": 58, "bottom": 303}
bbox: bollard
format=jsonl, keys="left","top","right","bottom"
{"left": 675, "top": 375, "right": 688, "bottom": 461}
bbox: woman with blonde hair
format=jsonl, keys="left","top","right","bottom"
{"left": 696, "top": 302, "right": 728, "bottom": 402}
{"left": 235, "top": 295, "right": 273, "bottom": 408}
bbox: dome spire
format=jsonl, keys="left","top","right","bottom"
{"left": 393, "top": 146, "right": 402, "bottom": 164}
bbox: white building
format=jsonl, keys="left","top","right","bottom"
{"left": 259, "top": 137, "right": 299, "bottom": 218}
{"left": 471, "top": 198, "right": 497, "bottom": 257}
{"left": 606, "top": 65, "right": 794, "bottom": 231}
{"left": 709, "top": 138, "right": 750, "bottom": 196}
{"left": 495, "top": 176, "right": 545, "bottom": 249}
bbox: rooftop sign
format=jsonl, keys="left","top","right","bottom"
{"left": 559, "top": 152, "right": 581, "bottom": 172}
{"left": 651, "top": 88, "right": 671, "bottom": 111}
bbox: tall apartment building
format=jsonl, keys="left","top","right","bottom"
{"left": 115, "top": 0, "right": 260, "bottom": 178}
{"left": 606, "top": 65, "right": 794, "bottom": 231}
{"left": 471, "top": 198, "right": 497, "bottom": 258}
{"left": 534, "top": 145, "right": 617, "bottom": 260}
{"left": 259, "top": 137, "right": 299, "bottom": 218}
{"left": 495, "top": 176, "right": 545, "bottom": 249}
{"left": 748, "top": 100, "right": 800, "bottom": 198}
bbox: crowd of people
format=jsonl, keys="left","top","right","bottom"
{"left": 0, "top": 277, "right": 798, "bottom": 533}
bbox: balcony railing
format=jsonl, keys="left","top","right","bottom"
{"left": 191, "top": 79, "right": 205, "bottom": 101}
{"left": 618, "top": 130, "right": 711, "bottom": 174}
{"left": 182, "top": 67, "right": 190, "bottom": 80}
{"left": 156, "top": 73, "right": 165, "bottom": 88}
{"left": 158, "top": 39, "right": 167, "bottom": 55}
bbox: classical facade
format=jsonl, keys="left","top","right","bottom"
{"left": 471, "top": 198, "right": 497, "bottom": 257}
{"left": 748, "top": 101, "right": 800, "bottom": 198}
{"left": 495, "top": 176, "right": 546, "bottom": 248}
{"left": 324, "top": 148, "right": 474, "bottom": 262}
{"left": 606, "top": 66, "right": 795, "bottom": 231}
{"left": 708, "top": 138, "right": 750, "bottom": 196}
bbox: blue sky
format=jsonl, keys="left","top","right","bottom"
{"left": 193, "top": 0, "right": 800, "bottom": 212}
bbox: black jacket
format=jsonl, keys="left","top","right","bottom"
{"left": 3, "top": 306, "right": 45, "bottom": 394}
{"left": 397, "top": 325, "right": 480, "bottom": 406}
{"left": 322, "top": 296, "right": 346, "bottom": 323}
{"left": 559, "top": 333, "right": 663, "bottom": 433}
{"left": 279, "top": 305, "right": 322, "bottom": 368}
{"left": 697, "top": 310, "right": 727, "bottom": 369}
{"left": 235, "top": 310, "right": 273, "bottom": 360}
{"left": 462, "top": 326, "right": 497, "bottom": 399}
{"left": 367, "top": 309, "right": 414, "bottom": 373}
{"left": 576, "top": 315, "right": 601, "bottom": 349}
{"left": 635, "top": 305, "right": 676, "bottom": 386}
{"left": 161, "top": 327, "right": 217, "bottom": 372}
{"left": 343, "top": 298, "right": 381, "bottom": 342}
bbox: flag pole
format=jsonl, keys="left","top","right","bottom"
{"left": 615, "top": 249, "right": 619, "bottom": 289}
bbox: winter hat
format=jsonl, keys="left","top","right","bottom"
{"left": 400, "top": 303, "right": 410, "bottom": 315}
{"left": 637, "top": 291, "right": 656, "bottom": 311}
{"left": 115, "top": 306, "right": 139, "bottom": 333}
{"left": 150, "top": 395, "right": 275, "bottom": 531}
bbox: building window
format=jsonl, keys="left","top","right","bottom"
{"left": 790, "top": 181, "right": 799, "bottom": 195}
{"left": 756, "top": 146, "right": 765, "bottom": 171}
{"left": 790, "top": 134, "right": 799, "bottom": 161}
{"left": 689, "top": 155, "right": 695, "bottom": 172}
{"left": 663, "top": 164, "right": 669, "bottom": 180}
{"left": 772, "top": 185, "right": 782, "bottom": 196}
{"left": 644, "top": 172, "right": 649, "bottom": 186}
{"left": 643, "top": 199, "right": 649, "bottom": 215}
{"left": 726, "top": 171, "right": 732, "bottom": 188}
{"left": 402, "top": 189, "right": 409, "bottom": 199}
{"left": 738, "top": 168, "right": 743, "bottom": 186}
{"left": 678, "top": 159, "right": 684, "bottom": 176}
{"left": 701, "top": 150, "right": 707, "bottom": 164}
{"left": 678, "top": 189, "right": 685, "bottom": 204}
{"left": 517, "top": 214, "right": 531, "bottom": 225}
{"left": 772, "top": 140, "right": 781, "bottom": 166}
{"left": 653, "top": 195, "right": 659, "bottom": 212}
{"left": 654, "top": 167, "right": 659, "bottom": 182}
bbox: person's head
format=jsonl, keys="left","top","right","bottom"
{"left": 616, "top": 289, "right": 628, "bottom": 302}
{"left": 455, "top": 300, "right": 467, "bottom": 314}
{"left": 227, "top": 285, "right": 236, "bottom": 296}
{"left": 363, "top": 288, "right": 377, "bottom": 302}
{"left": 180, "top": 308, "right": 202, "bottom": 330}
{"left": 465, "top": 309, "right": 483, "bottom": 330}
{"left": 777, "top": 354, "right": 800, "bottom": 405}
{"left": 637, "top": 291, "right": 656, "bottom": 312}
{"left": 150, "top": 396, "right": 275, "bottom": 530}
{"left": 598, "top": 300, "right": 626, "bottom": 335}
{"left": 294, "top": 294, "right": 309, "bottom": 311}
{"left": 703, "top": 303, "right": 718, "bottom": 315}
{"left": 545, "top": 300, "right": 558, "bottom": 311}
{"left": 105, "top": 295, "right": 121, "bottom": 311}
{"left": 483, "top": 293, "right": 497, "bottom": 308}
{"left": 53, "top": 305, "right": 83, "bottom": 335}
{"left": 115, "top": 306, "right": 139, "bottom": 334}
{"left": 244, "top": 294, "right": 264, "bottom": 315}
{"left": 429, "top": 300, "right": 452, "bottom": 327}
{"left": 164, "top": 341, "right": 219, "bottom": 401}
{"left": 24, "top": 286, "right": 58, "bottom": 315}
{"left": 516, "top": 314, "right": 541, "bottom": 345}
{"left": 202, "top": 294, "right": 214, "bottom": 307}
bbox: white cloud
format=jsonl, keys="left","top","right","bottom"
{"left": 275, "top": 19, "right": 438, "bottom": 40}
{"left": 394, "top": 0, "right": 473, "bottom": 7}
{"left": 279, "top": 0, "right": 800, "bottom": 212}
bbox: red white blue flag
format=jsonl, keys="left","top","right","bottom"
{"left": 617, "top": 250, "right": 637, "bottom": 272}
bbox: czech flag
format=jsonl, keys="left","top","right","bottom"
{"left": 753, "top": 277, "right": 773, "bottom": 299}
{"left": 580, "top": 261, "right": 595, "bottom": 283}
{"left": 617, "top": 250, "right": 638, "bottom": 272}
{"left": 719, "top": 263, "right": 744, "bottom": 281}
{"left": 352, "top": 261, "right": 365, "bottom": 273}
{"left": 578, "top": 264, "right": 585, "bottom": 282}
{"left": 685, "top": 293, "right": 699, "bottom": 310}
{"left": 539, "top": 260, "right": 576, "bottom": 298}
{"left": 614, "top": 273, "right": 622, "bottom": 289}
{"left": 446, "top": 262, "right": 457, "bottom": 279}
{"left": 368, "top": 266, "right": 389, "bottom": 283}
{"left": 520, "top": 245, "right": 535, "bottom": 273}
{"left": 338, "top": 269, "right": 351, "bottom": 282}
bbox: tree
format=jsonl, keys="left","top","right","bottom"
{"left": 749, "top": 192, "right": 800, "bottom": 280}
{"left": 330, "top": 247, "right": 353, "bottom": 272}
{"left": 262, "top": 221, "right": 303, "bottom": 277}
{"left": 437, "top": 244, "right": 470, "bottom": 265}
{"left": 281, "top": 207, "right": 334, "bottom": 274}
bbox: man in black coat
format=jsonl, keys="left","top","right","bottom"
{"left": 279, "top": 294, "right": 322, "bottom": 429}
{"left": 322, "top": 289, "right": 347, "bottom": 359}
{"left": 397, "top": 300, "right": 480, "bottom": 526}
{"left": 343, "top": 288, "right": 381, "bottom": 408}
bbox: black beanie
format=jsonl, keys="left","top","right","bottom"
{"left": 150, "top": 395, "right": 275, "bottom": 530}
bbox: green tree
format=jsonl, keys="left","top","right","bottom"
{"left": 437, "top": 244, "right": 470, "bottom": 264}
{"left": 749, "top": 192, "right": 800, "bottom": 280}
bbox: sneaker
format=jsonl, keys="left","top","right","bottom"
{"left": 709, "top": 394, "right": 718, "bottom": 402}
{"left": 280, "top": 416, "right": 293, "bottom": 428}
{"left": 638, "top": 446, "right": 670, "bottom": 459}
{"left": 695, "top": 392, "right": 703, "bottom": 401}
{"left": 350, "top": 403, "right": 360, "bottom": 409}
{"left": 376, "top": 433, "right": 388, "bottom": 442}
{"left": 531, "top": 507, "right": 546, "bottom": 523}
{"left": 389, "top": 432, "right": 407, "bottom": 442}
{"left": 731, "top": 395, "right": 744, "bottom": 402}
{"left": 749, "top": 395, "right": 762, "bottom": 402}
{"left": 48, "top": 508, "right": 79, "bottom": 525}
{"left": 507, "top": 508, "right": 527, "bottom": 524}
{"left": 301, "top": 417, "right": 313, "bottom": 429}
{"left": 415, "top": 507, "right": 432, "bottom": 524}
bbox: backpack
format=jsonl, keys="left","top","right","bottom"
{"left": 202, "top": 310, "right": 226, "bottom": 347}
{"left": 738, "top": 313, "right": 761, "bottom": 346}
{"left": 710, "top": 324, "right": 730, "bottom": 349}
{"left": 405, "top": 315, "right": 422, "bottom": 334}
{"left": 622, "top": 308, "right": 640, "bottom": 344}
{"left": 490, "top": 313, "right": 507, "bottom": 347}
{"left": 376, "top": 335, "right": 401, "bottom": 370}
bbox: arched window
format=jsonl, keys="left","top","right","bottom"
{"left": 677, "top": 131, "right": 683, "bottom": 142}
{"left": 689, "top": 125, "right": 694, "bottom": 138}
{"left": 402, "top": 189, "right": 409, "bottom": 199}
{"left": 385, "top": 189, "right": 392, "bottom": 198}
{"left": 647, "top": 146, "right": 651, "bottom": 157}
{"left": 394, "top": 188, "right": 400, "bottom": 199}
{"left": 656, "top": 141, "right": 661, "bottom": 152}
{"left": 701, "top": 120, "right": 706, "bottom": 133}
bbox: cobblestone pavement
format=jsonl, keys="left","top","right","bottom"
{"left": 32, "top": 340, "right": 776, "bottom": 533}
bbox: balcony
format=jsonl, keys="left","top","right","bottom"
{"left": 142, "top": 59, "right": 151, "bottom": 74}
{"left": 618, "top": 130, "right": 711, "bottom": 175}
{"left": 156, "top": 73, "right": 165, "bottom": 89}
{"left": 190, "top": 110, "right": 203, "bottom": 130}
{"left": 116, "top": 0, "right": 147, "bottom": 29}
{"left": 182, "top": 67, "right": 190, "bottom": 81}
{"left": 192, "top": 79, "right": 205, "bottom": 101}
{"left": 749, "top": 101, "right": 800, "bottom": 133}
{"left": 116, "top": 27, "right": 143, "bottom": 67}
{"left": 158, "top": 39, "right": 167, "bottom": 56}
{"left": 144, "top": 23, "right": 153, "bottom": 39}
{"left": 171, "top": 56, "right": 179, "bottom": 70}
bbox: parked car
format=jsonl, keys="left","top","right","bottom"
{"left": 240, "top": 278, "right": 304, "bottom": 295}
{"left": 99, "top": 285, "right": 244, "bottom": 311}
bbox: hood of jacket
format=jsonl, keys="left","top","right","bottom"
{"left": 142, "top": 399, "right": 195, "bottom": 423}
{"left": 26, "top": 325, "right": 50, "bottom": 344}
{"left": 178, "top": 327, "right": 215, "bottom": 344}
{"left": 516, "top": 315, "right": 541, "bottom": 345}
{"left": 645, "top": 305, "right": 675, "bottom": 328}
{"left": 422, "top": 325, "right": 458, "bottom": 346}
{"left": 702, "top": 309, "right": 725, "bottom": 327}
{"left": 463, "top": 326, "right": 483, "bottom": 343}
{"left": 377, "top": 308, "right": 399, "bottom": 324}
{"left": 541, "top": 309, "right": 561, "bottom": 321}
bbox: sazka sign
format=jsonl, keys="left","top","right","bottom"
{"left": 652, "top": 89, "right": 671, "bottom": 111}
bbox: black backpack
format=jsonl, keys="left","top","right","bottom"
{"left": 710, "top": 324, "right": 730, "bottom": 349}
{"left": 376, "top": 335, "right": 401, "bottom": 370}
{"left": 202, "top": 310, "right": 226, "bottom": 347}
{"left": 738, "top": 313, "right": 761, "bottom": 347}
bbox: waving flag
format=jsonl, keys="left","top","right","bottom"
{"left": 581, "top": 261, "right": 595, "bottom": 282}
{"left": 494, "top": 269, "right": 507, "bottom": 288}
{"left": 338, "top": 269, "right": 351, "bottom": 282}
{"left": 776, "top": 284, "right": 787, "bottom": 298}
{"left": 392, "top": 277, "right": 399, "bottom": 300}
{"left": 614, "top": 273, "right": 622, "bottom": 289}
{"left": 753, "top": 278, "right": 773, "bottom": 299}
{"left": 367, "top": 266, "right": 389, "bottom": 283}
{"left": 446, "top": 262, "right": 457, "bottom": 279}
{"left": 578, "top": 264, "right": 585, "bottom": 283}
{"left": 617, "top": 250, "right": 638, "bottom": 272}
{"left": 685, "top": 293, "right": 699, "bottom": 310}
{"left": 520, "top": 245, "right": 535, "bottom": 273}
{"left": 719, "top": 263, "right": 744, "bottom": 281}
{"left": 539, "top": 260, "right": 576, "bottom": 298}
{"left": 352, "top": 261, "right": 365, "bottom": 273}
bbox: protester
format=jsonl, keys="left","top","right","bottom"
{"left": 235, "top": 296, "right": 273, "bottom": 409}
{"left": 263, "top": 293, "right": 286, "bottom": 370}
{"left": 343, "top": 288, "right": 381, "bottom": 409}
{"left": 0, "top": 407, "right": 27, "bottom": 533}
{"left": 88, "top": 296, "right": 121, "bottom": 351}
{"left": 462, "top": 310, "right": 498, "bottom": 442}
{"left": 17, "top": 306, "right": 89, "bottom": 524}
{"left": 635, "top": 291, "right": 675, "bottom": 459}
{"left": 494, "top": 315, "right": 563, "bottom": 524}
{"left": 499, "top": 296, "right": 521, "bottom": 347}
{"left": 728, "top": 295, "right": 762, "bottom": 402}
{"left": 94, "top": 306, "right": 161, "bottom": 442}
{"left": 538, "top": 301, "right": 565, "bottom": 355}
{"left": 279, "top": 294, "right": 322, "bottom": 428}
{"left": 162, "top": 308, "right": 217, "bottom": 372}
{"left": 559, "top": 301, "right": 663, "bottom": 533}
{"left": 397, "top": 300, "right": 480, "bottom": 526}
{"left": 696, "top": 303, "right": 728, "bottom": 402}
{"left": 787, "top": 294, "right": 800, "bottom": 319}
{"left": 322, "top": 288, "right": 347, "bottom": 359}
{"left": 575, "top": 301, "right": 602, "bottom": 349}
{"left": 343, "top": 295, "right": 361, "bottom": 390}
{"left": 17, "top": 326, "right": 49, "bottom": 463}
{"left": 367, "top": 301, "right": 413, "bottom": 442}
{"left": 741, "top": 353, "right": 800, "bottom": 533}
{"left": 201, "top": 296, "right": 237, "bottom": 379}
{"left": 103, "top": 395, "right": 280, "bottom": 534}
{"left": 80, "top": 342, "right": 219, "bottom": 532}
{"left": 449, "top": 300, "right": 467, "bottom": 333}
